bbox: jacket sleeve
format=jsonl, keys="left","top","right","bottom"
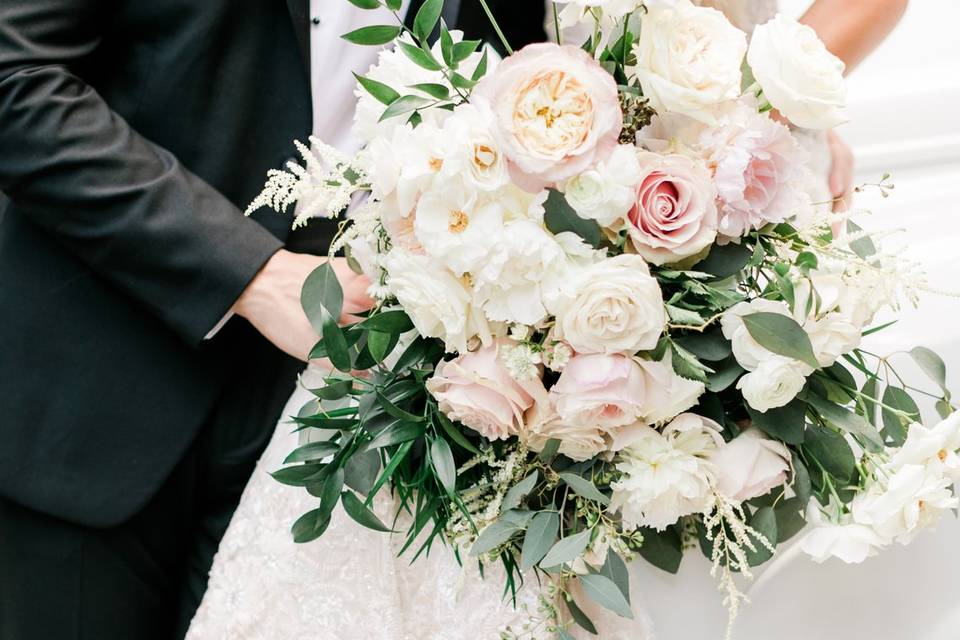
{"left": 0, "top": 0, "right": 284, "bottom": 345}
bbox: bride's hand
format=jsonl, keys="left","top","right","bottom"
{"left": 827, "top": 129, "right": 855, "bottom": 214}
{"left": 234, "top": 250, "right": 373, "bottom": 362}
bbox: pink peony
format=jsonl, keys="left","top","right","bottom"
{"left": 473, "top": 42, "right": 622, "bottom": 192}
{"left": 625, "top": 152, "right": 718, "bottom": 265}
{"left": 426, "top": 341, "right": 545, "bottom": 441}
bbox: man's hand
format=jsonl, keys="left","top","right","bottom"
{"left": 235, "top": 250, "right": 373, "bottom": 361}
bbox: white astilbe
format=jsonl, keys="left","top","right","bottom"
{"left": 245, "top": 136, "right": 369, "bottom": 228}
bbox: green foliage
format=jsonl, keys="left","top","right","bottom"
{"left": 543, "top": 189, "right": 603, "bottom": 248}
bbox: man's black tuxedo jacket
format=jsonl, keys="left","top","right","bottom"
{"left": 0, "top": 0, "right": 544, "bottom": 528}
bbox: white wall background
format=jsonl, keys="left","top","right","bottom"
{"left": 635, "top": 4, "right": 960, "bottom": 639}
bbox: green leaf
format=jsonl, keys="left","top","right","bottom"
{"left": 742, "top": 312, "right": 821, "bottom": 369}
{"left": 318, "top": 467, "right": 345, "bottom": 520}
{"left": 791, "top": 452, "right": 812, "bottom": 506}
{"left": 367, "top": 330, "right": 397, "bottom": 363}
{"left": 774, "top": 496, "right": 807, "bottom": 542}
{"left": 353, "top": 72, "right": 400, "bottom": 105}
{"left": 430, "top": 437, "right": 457, "bottom": 495}
{"left": 436, "top": 411, "right": 482, "bottom": 455}
{"left": 579, "top": 573, "right": 634, "bottom": 619}
{"left": 344, "top": 447, "right": 381, "bottom": 494}
{"left": 543, "top": 189, "right": 603, "bottom": 248}
{"left": 806, "top": 393, "right": 883, "bottom": 453}
{"left": 365, "top": 440, "right": 413, "bottom": 501}
{"left": 379, "top": 94, "right": 432, "bottom": 121}
{"left": 565, "top": 595, "right": 599, "bottom": 635}
{"left": 471, "top": 49, "right": 489, "bottom": 81}
{"left": 846, "top": 220, "right": 876, "bottom": 259}
{"left": 347, "top": 0, "right": 381, "bottom": 8}
{"left": 695, "top": 243, "right": 752, "bottom": 280}
{"left": 367, "top": 421, "right": 424, "bottom": 449}
{"left": 358, "top": 309, "right": 415, "bottom": 333}
{"left": 291, "top": 508, "right": 331, "bottom": 543}
{"left": 670, "top": 344, "right": 710, "bottom": 383}
{"left": 540, "top": 529, "right": 591, "bottom": 569}
{"left": 600, "top": 548, "right": 631, "bottom": 604}
{"left": 271, "top": 463, "right": 325, "bottom": 487}
{"left": 746, "top": 398, "right": 805, "bottom": 445}
{"left": 341, "top": 24, "right": 402, "bottom": 46}
{"left": 745, "top": 506, "right": 777, "bottom": 566}
{"left": 412, "top": 0, "right": 443, "bottom": 41}
{"left": 309, "top": 327, "right": 363, "bottom": 360}
{"left": 301, "top": 262, "right": 343, "bottom": 333}
{"left": 502, "top": 471, "right": 539, "bottom": 512}
{"left": 452, "top": 39, "right": 481, "bottom": 62}
{"left": 320, "top": 308, "right": 353, "bottom": 372}
{"left": 537, "top": 438, "right": 562, "bottom": 463}
{"left": 375, "top": 389, "right": 424, "bottom": 422}
{"left": 520, "top": 511, "right": 560, "bottom": 570}
{"left": 385, "top": 0, "right": 402, "bottom": 9}
{"left": 859, "top": 375, "right": 879, "bottom": 425}
{"left": 408, "top": 82, "right": 450, "bottom": 100}
{"left": 881, "top": 386, "right": 920, "bottom": 446}
{"left": 674, "top": 330, "right": 732, "bottom": 361}
{"left": 559, "top": 473, "right": 610, "bottom": 505}
{"left": 665, "top": 304, "right": 703, "bottom": 325}
{"left": 470, "top": 520, "right": 522, "bottom": 556}
{"left": 397, "top": 41, "right": 442, "bottom": 71}
{"left": 284, "top": 441, "right": 339, "bottom": 464}
{"left": 341, "top": 490, "right": 393, "bottom": 532}
{"left": 803, "top": 423, "right": 855, "bottom": 482}
{"left": 448, "top": 72, "right": 475, "bottom": 90}
{"left": 910, "top": 346, "right": 948, "bottom": 391}
{"left": 439, "top": 22, "right": 455, "bottom": 66}
{"left": 309, "top": 379, "right": 353, "bottom": 401}
{"left": 637, "top": 526, "right": 682, "bottom": 574}
{"left": 706, "top": 355, "right": 744, "bottom": 392}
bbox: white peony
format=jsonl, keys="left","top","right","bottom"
{"left": 551, "top": 254, "right": 666, "bottom": 355}
{"left": 384, "top": 249, "right": 496, "bottom": 353}
{"left": 707, "top": 428, "right": 790, "bottom": 501}
{"left": 851, "top": 464, "right": 958, "bottom": 545}
{"left": 628, "top": 0, "right": 747, "bottom": 123}
{"left": 561, "top": 144, "right": 642, "bottom": 228}
{"left": 736, "top": 357, "right": 808, "bottom": 412}
{"left": 413, "top": 179, "right": 503, "bottom": 276}
{"left": 747, "top": 14, "right": 847, "bottom": 130}
{"left": 611, "top": 413, "right": 723, "bottom": 530}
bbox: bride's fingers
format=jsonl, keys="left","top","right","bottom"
{"left": 827, "top": 130, "right": 855, "bottom": 212}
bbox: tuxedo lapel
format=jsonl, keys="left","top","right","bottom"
{"left": 286, "top": 0, "right": 311, "bottom": 73}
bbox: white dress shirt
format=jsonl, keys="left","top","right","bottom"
{"left": 206, "top": 1, "right": 410, "bottom": 339}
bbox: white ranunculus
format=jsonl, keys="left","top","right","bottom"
{"left": 707, "top": 428, "right": 790, "bottom": 502}
{"left": 561, "top": 144, "right": 641, "bottom": 228}
{"left": 384, "top": 249, "right": 496, "bottom": 353}
{"left": 720, "top": 298, "right": 793, "bottom": 371}
{"left": 800, "top": 513, "right": 886, "bottom": 564}
{"left": 611, "top": 413, "right": 723, "bottom": 530}
{"left": 551, "top": 254, "right": 666, "bottom": 355}
{"left": 890, "top": 416, "right": 960, "bottom": 482}
{"left": 473, "top": 219, "right": 566, "bottom": 326}
{"left": 806, "top": 313, "right": 861, "bottom": 367}
{"left": 852, "top": 464, "right": 958, "bottom": 545}
{"left": 413, "top": 179, "right": 503, "bottom": 276}
{"left": 747, "top": 14, "right": 847, "bottom": 130}
{"left": 628, "top": 0, "right": 747, "bottom": 123}
{"left": 634, "top": 354, "right": 706, "bottom": 425}
{"left": 736, "top": 357, "right": 808, "bottom": 412}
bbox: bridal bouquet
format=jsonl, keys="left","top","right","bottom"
{"left": 252, "top": 0, "right": 957, "bottom": 635}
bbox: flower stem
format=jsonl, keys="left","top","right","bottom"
{"left": 477, "top": 0, "right": 514, "bottom": 54}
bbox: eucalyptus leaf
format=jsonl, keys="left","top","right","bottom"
{"left": 565, "top": 596, "right": 598, "bottom": 635}
{"left": 367, "top": 330, "right": 397, "bottom": 363}
{"left": 301, "top": 262, "right": 343, "bottom": 333}
{"left": 543, "top": 189, "right": 602, "bottom": 248}
{"left": 637, "top": 526, "right": 682, "bottom": 574}
{"left": 341, "top": 490, "right": 393, "bottom": 532}
{"left": 745, "top": 506, "right": 777, "bottom": 566}
{"left": 470, "top": 520, "right": 521, "bottom": 556}
{"left": 537, "top": 438, "right": 562, "bottom": 463}
{"left": 806, "top": 394, "right": 883, "bottom": 453}
{"left": 271, "top": 463, "right": 325, "bottom": 487}
{"left": 774, "top": 496, "right": 807, "bottom": 542}
{"left": 521, "top": 511, "right": 560, "bottom": 570}
{"left": 746, "top": 398, "right": 805, "bottom": 445}
{"left": 579, "top": 573, "right": 633, "bottom": 619}
{"left": 791, "top": 452, "right": 812, "bottom": 506}
{"left": 742, "top": 312, "right": 820, "bottom": 369}
{"left": 881, "top": 386, "right": 919, "bottom": 447}
{"left": 559, "top": 473, "right": 610, "bottom": 505}
{"left": 674, "top": 330, "right": 732, "bottom": 362}
{"left": 540, "top": 529, "right": 591, "bottom": 569}
{"left": 502, "top": 471, "right": 539, "bottom": 512}
{"left": 430, "top": 437, "right": 457, "bottom": 495}
{"left": 600, "top": 549, "right": 631, "bottom": 604}
{"left": 706, "top": 355, "right": 744, "bottom": 392}
{"left": 358, "top": 309, "right": 415, "bottom": 333}
{"left": 910, "top": 346, "right": 948, "bottom": 391}
{"left": 695, "top": 242, "right": 752, "bottom": 280}
{"left": 803, "top": 424, "right": 855, "bottom": 483}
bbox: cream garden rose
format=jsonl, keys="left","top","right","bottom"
{"left": 747, "top": 14, "right": 848, "bottom": 130}
{"left": 708, "top": 428, "right": 790, "bottom": 501}
{"left": 474, "top": 42, "right": 622, "bottom": 192}
{"left": 551, "top": 254, "right": 666, "bottom": 355}
{"left": 628, "top": 0, "right": 747, "bottom": 123}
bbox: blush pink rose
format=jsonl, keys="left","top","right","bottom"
{"left": 473, "top": 42, "right": 622, "bottom": 192}
{"left": 426, "top": 341, "right": 545, "bottom": 441}
{"left": 707, "top": 428, "right": 791, "bottom": 502}
{"left": 550, "top": 353, "right": 647, "bottom": 430}
{"left": 625, "top": 152, "right": 718, "bottom": 265}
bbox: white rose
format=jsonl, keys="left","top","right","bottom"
{"left": 720, "top": 298, "right": 794, "bottom": 371}
{"left": 611, "top": 413, "right": 723, "bottom": 530}
{"left": 628, "top": 0, "right": 747, "bottom": 123}
{"left": 736, "top": 357, "right": 808, "bottom": 412}
{"left": 438, "top": 102, "right": 511, "bottom": 193}
{"left": 551, "top": 254, "right": 666, "bottom": 355}
{"left": 384, "top": 249, "right": 496, "bottom": 353}
{"left": 562, "top": 144, "right": 642, "bottom": 227}
{"left": 747, "top": 14, "right": 847, "bottom": 130}
{"left": 851, "top": 464, "right": 958, "bottom": 545}
{"left": 707, "top": 428, "right": 790, "bottom": 502}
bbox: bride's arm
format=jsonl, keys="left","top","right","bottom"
{"left": 800, "top": 0, "right": 909, "bottom": 74}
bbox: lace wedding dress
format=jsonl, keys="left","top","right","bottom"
{"left": 187, "top": 3, "right": 828, "bottom": 638}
